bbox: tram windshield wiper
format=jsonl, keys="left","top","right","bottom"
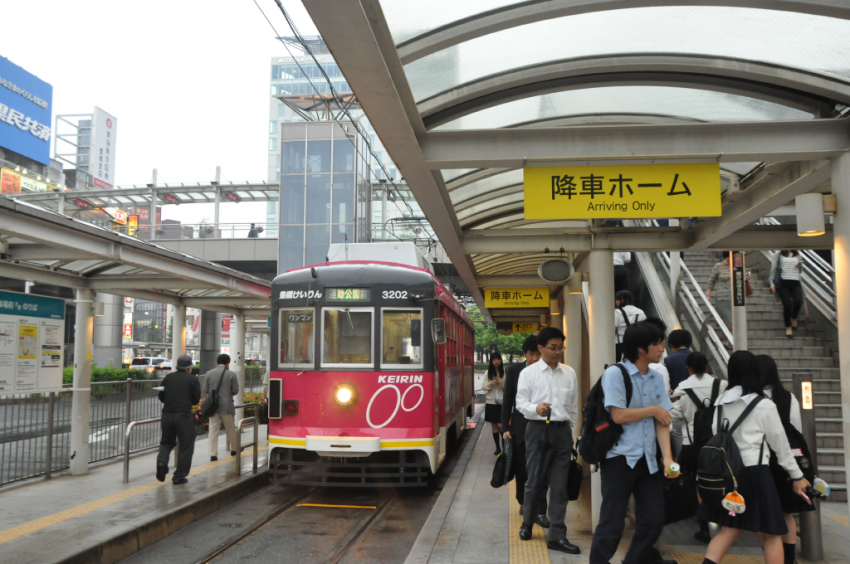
{"left": 345, "top": 308, "right": 356, "bottom": 338}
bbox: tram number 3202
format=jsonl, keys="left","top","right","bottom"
{"left": 382, "top": 290, "right": 408, "bottom": 299}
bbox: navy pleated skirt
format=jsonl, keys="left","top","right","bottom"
{"left": 677, "top": 444, "right": 698, "bottom": 476}
{"left": 484, "top": 403, "right": 502, "bottom": 423}
{"left": 697, "top": 465, "right": 788, "bottom": 535}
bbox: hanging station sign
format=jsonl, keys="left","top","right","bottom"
{"left": 484, "top": 287, "right": 549, "bottom": 308}
{"left": 524, "top": 163, "right": 721, "bottom": 219}
{"left": 162, "top": 193, "right": 179, "bottom": 204}
{"left": 0, "top": 290, "right": 65, "bottom": 395}
{"left": 90, "top": 106, "right": 118, "bottom": 188}
{"left": 224, "top": 191, "right": 241, "bottom": 203}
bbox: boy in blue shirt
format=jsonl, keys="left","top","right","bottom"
{"left": 590, "top": 319, "right": 679, "bottom": 564}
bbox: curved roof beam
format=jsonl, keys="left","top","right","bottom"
{"left": 421, "top": 57, "right": 846, "bottom": 129}
{"left": 397, "top": 1, "right": 850, "bottom": 64}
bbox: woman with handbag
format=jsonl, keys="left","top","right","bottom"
{"left": 671, "top": 352, "right": 727, "bottom": 544}
{"left": 757, "top": 355, "right": 814, "bottom": 564}
{"left": 770, "top": 250, "right": 804, "bottom": 339}
{"left": 483, "top": 353, "right": 505, "bottom": 455}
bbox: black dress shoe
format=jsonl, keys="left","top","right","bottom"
{"left": 534, "top": 515, "right": 550, "bottom": 528}
{"left": 519, "top": 526, "right": 532, "bottom": 541}
{"left": 210, "top": 456, "right": 218, "bottom": 462}
{"left": 694, "top": 529, "right": 711, "bottom": 544}
{"left": 547, "top": 539, "right": 580, "bottom": 554}
{"left": 156, "top": 464, "right": 167, "bottom": 482}
{"left": 172, "top": 477, "right": 188, "bottom": 485}
{"left": 231, "top": 450, "right": 237, "bottom": 456}
{"left": 519, "top": 506, "right": 523, "bottom": 516}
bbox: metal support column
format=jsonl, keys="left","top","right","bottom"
{"left": 149, "top": 169, "right": 157, "bottom": 241}
{"left": 57, "top": 194, "right": 65, "bottom": 215}
{"left": 830, "top": 151, "right": 850, "bottom": 523}
{"left": 564, "top": 278, "right": 583, "bottom": 442}
{"left": 588, "top": 250, "right": 615, "bottom": 531}
{"left": 214, "top": 166, "right": 221, "bottom": 231}
{"left": 381, "top": 187, "right": 388, "bottom": 238}
{"left": 70, "top": 288, "right": 94, "bottom": 475}
{"left": 669, "top": 220, "right": 681, "bottom": 308}
{"left": 172, "top": 305, "right": 186, "bottom": 360}
{"left": 232, "top": 313, "right": 246, "bottom": 423}
{"left": 45, "top": 392, "right": 55, "bottom": 479}
{"left": 730, "top": 251, "right": 748, "bottom": 352}
{"left": 793, "top": 372, "right": 823, "bottom": 561}
{"left": 199, "top": 310, "right": 221, "bottom": 375}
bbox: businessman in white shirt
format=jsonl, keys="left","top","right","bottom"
{"left": 515, "top": 326, "right": 580, "bottom": 554}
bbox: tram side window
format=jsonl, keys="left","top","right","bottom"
{"left": 279, "top": 309, "right": 315, "bottom": 368}
{"left": 322, "top": 308, "right": 373, "bottom": 366}
{"left": 381, "top": 309, "right": 422, "bottom": 368}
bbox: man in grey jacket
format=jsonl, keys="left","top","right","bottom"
{"left": 203, "top": 353, "right": 239, "bottom": 461}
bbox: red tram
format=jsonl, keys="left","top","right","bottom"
{"left": 265, "top": 243, "right": 474, "bottom": 486}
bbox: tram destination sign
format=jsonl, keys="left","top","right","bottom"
{"left": 524, "top": 163, "right": 721, "bottom": 219}
{"left": 485, "top": 287, "right": 549, "bottom": 308}
{"left": 326, "top": 288, "right": 370, "bottom": 302}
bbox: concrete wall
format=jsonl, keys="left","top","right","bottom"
{"left": 155, "top": 238, "right": 278, "bottom": 263}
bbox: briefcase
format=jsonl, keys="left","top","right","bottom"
{"left": 663, "top": 473, "right": 699, "bottom": 525}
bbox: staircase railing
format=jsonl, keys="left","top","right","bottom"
{"left": 763, "top": 217, "right": 837, "bottom": 322}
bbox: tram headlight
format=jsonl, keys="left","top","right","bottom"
{"left": 333, "top": 382, "right": 358, "bottom": 407}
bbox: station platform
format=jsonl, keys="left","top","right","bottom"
{"left": 0, "top": 427, "right": 269, "bottom": 564}
{"left": 406, "top": 414, "right": 850, "bottom": 564}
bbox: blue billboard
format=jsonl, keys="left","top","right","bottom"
{"left": 0, "top": 57, "right": 52, "bottom": 165}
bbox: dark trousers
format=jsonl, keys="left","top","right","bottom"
{"left": 157, "top": 412, "right": 196, "bottom": 480}
{"left": 615, "top": 343, "right": 624, "bottom": 363}
{"left": 614, "top": 265, "right": 629, "bottom": 294}
{"left": 522, "top": 421, "right": 569, "bottom": 541}
{"left": 514, "top": 439, "right": 528, "bottom": 506}
{"left": 590, "top": 455, "right": 665, "bottom": 564}
{"left": 778, "top": 279, "right": 803, "bottom": 327}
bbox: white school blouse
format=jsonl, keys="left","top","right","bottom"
{"left": 671, "top": 375, "right": 728, "bottom": 446}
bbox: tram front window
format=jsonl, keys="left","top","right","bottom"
{"left": 382, "top": 309, "right": 422, "bottom": 368}
{"left": 279, "top": 309, "right": 314, "bottom": 368}
{"left": 322, "top": 308, "right": 373, "bottom": 366}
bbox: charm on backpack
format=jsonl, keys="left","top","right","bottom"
{"left": 721, "top": 491, "right": 746, "bottom": 515}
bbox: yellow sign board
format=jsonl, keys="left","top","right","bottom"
{"left": 485, "top": 287, "right": 549, "bottom": 308}
{"left": 512, "top": 323, "right": 539, "bottom": 333}
{"left": 524, "top": 163, "right": 721, "bottom": 219}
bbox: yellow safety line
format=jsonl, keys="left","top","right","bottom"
{"left": 508, "top": 477, "right": 551, "bottom": 564}
{"left": 296, "top": 503, "right": 376, "bottom": 509}
{"left": 827, "top": 513, "right": 849, "bottom": 527}
{"left": 0, "top": 445, "right": 267, "bottom": 546}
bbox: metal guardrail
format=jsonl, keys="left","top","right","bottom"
{"left": 235, "top": 417, "right": 259, "bottom": 476}
{"left": 122, "top": 417, "right": 176, "bottom": 483}
{"left": 109, "top": 222, "right": 277, "bottom": 240}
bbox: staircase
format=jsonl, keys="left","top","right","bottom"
{"left": 681, "top": 251, "right": 846, "bottom": 501}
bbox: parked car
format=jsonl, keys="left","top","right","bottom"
{"left": 131, "top": 357, "right": 171, "bottom": 376}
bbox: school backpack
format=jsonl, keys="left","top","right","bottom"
{"left": 683, "top": 379, "right": 722, "bottom": 454}
{"left": 578, "top": 364, "right": 632, "bottom": 465}
{"left": 696, "top": 397, "right": 763, "bottom": 505}
{"left": 768, "top": 391, "right": 816, "bottom": 504}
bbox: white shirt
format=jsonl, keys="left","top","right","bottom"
{"left": 780, "top": 254, "right": 801, "bottom": 281}
{"left": 712, "top": 386, "right": 803, "bottom": 478}
{"left": 671, "top": 374, "right": 728, "bottom": 445}
{"left": 515, "top": 360, "right": 579, "bottom": 425}
{"left": 763, "top": 386, "right": 803, "bottom": 433}
{"left": 615, "top": 305, "right": 646, "bottom": 342}
{"left": 613, "top": 252, "right": 632, "bottom": 266}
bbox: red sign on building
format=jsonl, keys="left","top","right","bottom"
{"left": 224, "top": 192, "right": 241, "bottom": 203}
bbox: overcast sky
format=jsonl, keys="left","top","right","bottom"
{"left": 3, "top": 0, "right": 318, "bottom": 223}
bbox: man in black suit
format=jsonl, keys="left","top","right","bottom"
{"left": 501, "top": 335, "right": 547, "bottom": 523}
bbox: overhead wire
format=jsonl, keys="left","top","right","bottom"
{"left": 253, "top": 0, "right": 415, "bottom": 218}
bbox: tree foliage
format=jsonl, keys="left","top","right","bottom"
{"left": 468, "top": 306, "right": 533, "bottom": 362}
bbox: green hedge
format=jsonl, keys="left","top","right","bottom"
{"left": 64, "top": 363, "right": 267, "bottom": 383}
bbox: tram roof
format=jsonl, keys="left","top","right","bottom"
{"left": 304, "top": 0, "right": 845, "bottom": 319}
{"left": 0, "top": 196, "right": 271, "bottom": 316}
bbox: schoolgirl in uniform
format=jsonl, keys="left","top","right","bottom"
{"left": 700, "top": 351, "right": 811, "bottom": 564}
{"left": 483, "top": 353, "right": 505, "bottom": 455}
{"left": 757, "top": 354, "right": 813, "bottom": 564}
{"left": 670, "top": 352, "right": 727, "bottom": 544}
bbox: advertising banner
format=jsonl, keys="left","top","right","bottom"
{"left": 0, "top": 290, "right": 65, "bottom": 395}
{"left": 524, "top": 163, "right": 721, "bottom": 219}
{"left": 0, "top": 58, "right": 53, "bottom": 165}
{"left": 90, "top": 107, "right": 118, "bottom": 188}
{"left": 484, "top": 287, "right": 550, "bottom": 308}
{"left": 0, "top": 168, "right": 21, "bottom": 194}
{"left": 128, "top": 215, "right": 138, "bottom": 237}
{"left": 731, "top": 250, "right": 746, "bottom": 307}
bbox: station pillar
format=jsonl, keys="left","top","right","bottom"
{"left": 232, "top": 313, "right": 246, "bottom": 423}
{"left": 199, "top": 310, "right": 221, "bottom": 375}
{"left": 92, "top": 293, "right": 124, "bottom": 368}
{"left": 70, "top": 289, "right": 95, "bottom": 476}
{"left": 831, "top": 151, "right": 850, "bottom": 522}
{"left": 563, "top": 278, "right": 583, "bottom": 439}
{"left": 172, "top": 305, "right": 186, "bottom": 360}
{"left": 588, "top": 250, "right": 615, "bottom": 531}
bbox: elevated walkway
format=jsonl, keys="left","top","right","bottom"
{"left": 0, "top": 428, "right": 269, "bottom": 564}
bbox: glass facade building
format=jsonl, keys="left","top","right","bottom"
{"left": 277, "top": 121, "right": 371, "bottom": 273}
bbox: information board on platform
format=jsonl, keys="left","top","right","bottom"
{"left": 524, "top": 163, "right": 721, "bottom": 219}
{"left": 485, "top": 287, "right": 549, "bottom": 308}
{"left": 0, "top": 290, "right": 65, "bottom": 395}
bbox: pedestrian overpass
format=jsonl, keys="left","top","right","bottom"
{"left": 300, "top": 0, "right": 850, "bottom": 526}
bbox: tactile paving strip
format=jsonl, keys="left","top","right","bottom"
{"left": 508, "top": 478, "right": 551, "bottom": 564}
{"left": 826, "top": 514, "right": 849, "bottom": 527}
{"left": 0, "top": 445, "right": 267, "bottom": 545}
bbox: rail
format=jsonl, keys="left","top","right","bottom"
{"left": 123, "top": 417, "right": 176, "bottom": 483}
{"left": 108, "top": 222, "right": 277, "bottom": 241}
{"left": 235, "top": 417, "right": 259, "bottom": 476}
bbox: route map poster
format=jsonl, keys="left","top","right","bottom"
{"left": 0, "top": 290, "right": 65, "bottom": 394}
